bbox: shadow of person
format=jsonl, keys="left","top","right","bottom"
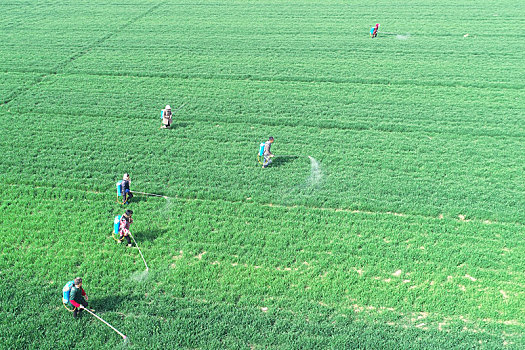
{"left": 163, "top": 122, "right": 190, "bottom": 130}
{"left": 174, "top": 122, "right": 190, "bottom": 129}
{"left": 124, "top": 195, "right": 148, "bottom": 204}
{"left": 271, "top": 155, "right": 299, "bottom": 167}
{"left": 138, "top": 227, "right": 168, "bottom": 242}
{"left": 91, "top": 294, "right": 128, "bottom": 312}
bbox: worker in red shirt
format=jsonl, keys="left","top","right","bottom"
{"left": 370, "top": 23, "right": 380, "bottom": 38}
{"left": 69, "top": 277, "right": 89, "bottom": 318}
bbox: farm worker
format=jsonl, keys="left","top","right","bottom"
{"left": 121, "top": 173, "right": 133, "bottom": 204}
{"left": 262, "top": 136, "right": 275, "bottom": 169}
{"left": 161, "top": 105, "right": 173, "bottom": 129}
{"left": 69, "top": 277, "right": 89, "bottom": 318}
{"left": 118, "top": 209, "right": 134, "bottom": 247}
{"left": 370, "top": 23, "right": 380, "bottom": 38}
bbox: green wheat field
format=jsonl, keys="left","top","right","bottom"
{"left": 1, "top": 0, "right": 524, "bottom": 348}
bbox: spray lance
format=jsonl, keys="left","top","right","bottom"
{"left": 130, "top": 191, "right": 167, "bottom": 198}
{"left": 128, "top": 231, "right": 149, "bottom": 271}
{"left": 172, "top": 102, "right": 187, "bottom": 115}
{"left": 83, "top": 308, "right": 128, "bottom": 341}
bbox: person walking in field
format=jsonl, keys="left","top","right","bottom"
{"left": 161, "top": 105, "right": 173, "bottom": 129}
{"left": 118, "top": 209, "right": 134, "bottom": 247}
{"left": 121, "top": 173, "right": 133, "bottom": 204}
{"left": 370, "top": 23, "right": 380, "bottom": 38}
{"left": 69, "top": 277, "right": 89, "bottom": 318}
{"left": 262, "top": 136, "right": 275, "bottom": 168}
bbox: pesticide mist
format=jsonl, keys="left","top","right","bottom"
{"left": 117, "top": 337, "right": 131, "bottom": 348}
{"left": 307, "top": 156, "right": 322, "bottom": 186}
{"left": 161, "top": 197, "right": 174, "bottom": 221}
{"left": 278, "top": 155, "right": 324, "bottom": 205}
{"left": 130, "top": 269, "right": 150, "bottom": 282}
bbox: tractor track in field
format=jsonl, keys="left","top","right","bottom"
{"left": 2, "top": 181, "right": 523, "bottom": 229}
{"left": 0, "top": 0, "right": 167, "bottom": 107}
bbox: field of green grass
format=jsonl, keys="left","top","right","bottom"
{"left": 1, "top": 0, "right": 524, "bottom": 348}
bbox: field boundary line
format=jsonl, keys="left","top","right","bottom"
{"left": 0, "top": 1, "right": 166, "bottom": 107}
{"left": 2, "top": 182, "right": 523, "bottom": 229}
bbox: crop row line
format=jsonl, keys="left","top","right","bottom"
{"left": 4, "top": 98, "right": 523, "bottom": 140}
{"left": 0, "top": 1, "right": 166, "bottom": 107}
{"left": 0, "top": 1, "right": 50, "bottom": 30}
{"left": 3, "top": 39, "right": 522, "bottom": 60}
{"left": 0, "top": 74, "right": 50, "bottom": 106}
{"left": 160, "top": 116, "right": 525, "bottom": 140}
{"left": 8, "top": 108, "right": 525, "bottom": 141}
{"left": 3, "top": 181, "right": 523, "bottom": 229}
{"left": 1, "top": 67, "right": 522, "bottom": 92}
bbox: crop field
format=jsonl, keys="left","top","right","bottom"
{"left": 0, "top": 0, "right": 524, "bottom": 349}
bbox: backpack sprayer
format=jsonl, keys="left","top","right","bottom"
{"left": 116, "top": 181, "right": 123, "bottom": 204}
{"left": 257, "top": 142, "right": 265, "bottom": 165}
{"left": 62, "top": 280, "right": 76, "bottom": 311}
